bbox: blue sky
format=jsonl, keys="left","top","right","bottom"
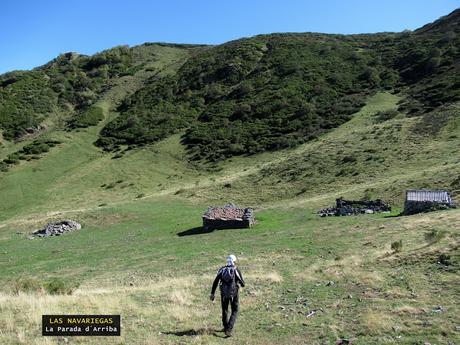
{"left": 0, "top": 0, "right": 458, "bottom": 74}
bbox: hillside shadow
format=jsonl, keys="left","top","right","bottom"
{"left": 162, "top": 328, "right": 224, "bottom": 337}
{"left": 177, "top": 226, "right": 214, "bottom": 237}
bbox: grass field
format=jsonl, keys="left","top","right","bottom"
{"left": 0, "top": 200, "right": 459, "bottom": 344}
{"left": 0, "top": 91, "right": 459, "bottom": 344}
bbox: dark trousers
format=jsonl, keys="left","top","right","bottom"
{"left": 221, "top": 293, "right": 239, "bottom": 331}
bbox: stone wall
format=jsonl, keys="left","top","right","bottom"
{"left": 403, "top": 200, "right": 455, "bottom": 215}
{"left": 319, "top": 198, "right": 391, "bottom": 217}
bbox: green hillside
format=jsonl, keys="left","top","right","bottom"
{"left": 94, "top": 10, "right": 460, "bottom": 162}
{"left": 0, "top": 9, "right": 459, "bottom": 345}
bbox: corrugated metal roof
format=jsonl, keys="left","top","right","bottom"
{"left": 406, "top": 190, "right": 452, "bottom": 203}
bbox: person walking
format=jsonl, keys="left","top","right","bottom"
{"left": 210, "top": 254, "right": 245, "bottom": 337}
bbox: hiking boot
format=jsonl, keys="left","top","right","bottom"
{"left": 225, "top": 329, "right": 233, "bottom": 337}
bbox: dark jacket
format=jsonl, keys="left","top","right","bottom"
{"left": 211, "top": 265, "right": 245, "bottom": 296}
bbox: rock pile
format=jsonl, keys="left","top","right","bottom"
{"left": 32, "top": 220, "right": 81, "bottom": 237}
{"left": 318, "top": 198, "right": 391, "bottom": 217}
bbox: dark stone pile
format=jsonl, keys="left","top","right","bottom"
{"left": 203, "top": 203, "right": 254, "bottom": 230}
{"left": 319, "top": 198, "right": 391, "bottom": 217}
{"left": 32, "top": 220, "right": 82, "bottom": 237}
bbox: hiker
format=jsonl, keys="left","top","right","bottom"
{"left": 210, "top": 254, "right": 245, "bottom": 337}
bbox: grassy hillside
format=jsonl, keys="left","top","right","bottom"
{"left": 95, "top": 9, "right": 460, "bottom": 162}
{"left": 0, "top": 9, "right": 459, "bottom": 345}
{"left": 186, "top": 92, "right": 460, "bottom": 206}
{"left": 0, "top": 89, "right": 459, "bottom": 344}
{"left": 0, "top": 43, "right": 203, "bottom": 174}
{"left": 0, "top": 43, "right": 205, "bottom": 142}
{"left": 0, "top": 197, "right": 458, "bottom": 344}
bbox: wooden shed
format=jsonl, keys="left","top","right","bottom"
{"left": 202, "top": 204, "right": 255, "bottom": 230}
{"left": 403, "top": 190, "right": 455, "bottom": 215}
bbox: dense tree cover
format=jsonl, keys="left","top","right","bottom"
{"left": 0, "top": 71, "right": 57, "bottom": 140}
{"left": 0, "top": 44, "right": 197, "bottom": 140}
{"left": 1, "top": 9, "right": 459, "bottom": 161}
{"left": 97, "top": 8, "right": 460, "bottom": 161}
{"left": 0, "top": 47, "right": 132, "bottom": 139}
{"left": 97, "top": 34, "right": 391, "bottom": 159}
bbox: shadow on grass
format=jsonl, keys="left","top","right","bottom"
{"left": 162, "top": 328, "right": 225, "bottom": 337}
{"left": 384, "top": 212, "right": 403, "bottom": 218}
{"left": 177, "top": 226, "right": 215, "bottom": 237}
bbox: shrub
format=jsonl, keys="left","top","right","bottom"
{"left": 424, "top": 229, "right": 447, "bottom": 245}
{"left": 68, "top": 106, "right": 104, "bottom": 129}
{"left": 20, "top": 142, "right": 50, "bottom": 155}
{"left": 43, "top": 277, "right": 78, "bottom": 295}
{"left": 391, "top": 240, "right": 403, "bottom": 252}
{"left": 4, "top": 154, "right": 19, "bottom": 164}
{"left": 0, "top": 162, "right": 8, "bottom": 172}
{"left": 342, "top": 155, "right": 357, "bottom": 163}
{"left": 375, "top": 110, "right": 399, "bottom": 122}
{"left": 438, "top": 253, "right": 451, "bottom": 266}
{"left": 13, "top": 277, "right": 43, "bottom": 294}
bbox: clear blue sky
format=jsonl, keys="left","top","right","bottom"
{"left": 0, "top": 0, "right": 458, "bottom": 74}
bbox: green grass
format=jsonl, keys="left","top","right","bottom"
{"left": 187, "top": 92, "right": 460, "bottom": 207}
{"left": 0, "top": 197, "right": 458, "bottom": 344}
{"left": 1, "top": 12, "right": 459, "bottom": 342}
{"left": 0, "top": 82, "right": 459, "bottom": 344}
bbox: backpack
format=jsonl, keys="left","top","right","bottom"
{"left": 220, "top": 266, "right": 237, "bottom": 298}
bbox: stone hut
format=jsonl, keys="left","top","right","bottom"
{"left": 403, "top": 190, "right": 455, "bottom": 215}
{"left": 202, "top": 203, "right": 255, "bottom": 230}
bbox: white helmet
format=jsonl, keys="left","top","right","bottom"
{"left": 227, "top": 254, "right": 237, "bottom": 266}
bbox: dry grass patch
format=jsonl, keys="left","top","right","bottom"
{"left": 0, "top": 292, "right": 125, "bottom": 344}
{"left": 394, "top": 305, "right": 428, "bottom": 315}
{"left": 246, "top": 270, "right": 283, "bottom": 283}
{"left": 360, "top": 309, "right": 394, "bottom": 335}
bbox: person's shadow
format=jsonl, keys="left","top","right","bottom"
{"left": 162, "top": 328, "right": 226, "bottom": 338}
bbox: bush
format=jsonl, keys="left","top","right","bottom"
{"left": 20, "top": 142, "right": 50, "bottom": 155}
{"left": 4, "top": 154, "right": 19, "bottom": 164}
{"left": 438, "top": 253, "right": 451, "bottom": 266}
{"left": 43, "top": 277, "right": 78, "bottom": 295}
{"left": 424, "top": 229, "right": 447, "bottom": 245}
{"left": 13, "top": 277, "right": 43, "bottom": 294}
{"left": 68, "top": 106, "right": 104, "bottom": 129}
{"left": 0, "top": 161, "right": 8, "bottom": 172}
{"left": 391, "top": 240, "right": 403, "bottom": 252}
{"left": 375, "top": 110, "right": 399, "bottom": 122}
{"left": 12, "top": 277, "right": 78, "bottom": 295}
{"left": 342, "top": 155, "right": 357, "bottom": 163}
